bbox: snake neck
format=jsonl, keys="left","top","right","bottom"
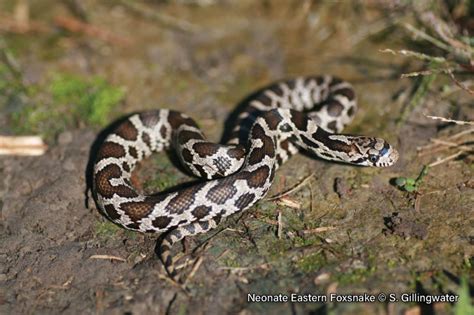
{"left": 248, "top": 108, "right": 398, "bottom": 168}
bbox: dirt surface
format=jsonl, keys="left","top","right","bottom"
{"left": 0, "top": 1, "right": 473, "bottom": 314}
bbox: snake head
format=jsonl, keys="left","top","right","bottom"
{"left": 353, "top": 137, "right": 399, "bottom": 167}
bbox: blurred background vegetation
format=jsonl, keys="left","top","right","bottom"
{"left": 0, "top": 0, "right": 472, "bottom": 142}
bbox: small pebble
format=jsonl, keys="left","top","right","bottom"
{"left": 314, "top": 272, "right": 331, "bottom": 285}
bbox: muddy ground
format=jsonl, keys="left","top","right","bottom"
{"left": 0, "top": 1, "right": 473, "bottom": 314}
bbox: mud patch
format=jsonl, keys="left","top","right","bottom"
{"left": 383, "top": 212, "right": 428, "bottom": 240}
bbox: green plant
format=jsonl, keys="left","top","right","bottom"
{"left": 9, "top": 73, "right": 125, "bottom": 140}
{"left": 394, "top": 165, "right": 429, "bottom": 192}
{"left": 455, "top": 277, "right": 473, "bottom": 315}
{"left": 49, "top": 74, "right": 125, "bottom": 126}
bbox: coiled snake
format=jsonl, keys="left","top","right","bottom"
{"left": 92, "top": 76, "right": 399, "bottom": 280}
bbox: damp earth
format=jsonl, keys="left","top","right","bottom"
{"left": 0, "top": 1, "right": 472, "bottom": 314}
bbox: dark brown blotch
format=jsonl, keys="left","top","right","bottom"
{"left": 264, "top": 110, "right": 282, "bottom": 129}
{"left": 129, "top": 146, "right": 138, "bottom": 159}
{"left": 181, "top": 148, "right": 193, "bottom": 164}
{"left": 327, "top": 100, "right": 344, "bottom": 117}
{"left": 194, "top": 164, "right": 207, "bottom": 178}
{"left": 159, "top": 125, "right": 167, "bottom": 139}
{"left": 329, "top": 77, "right": 343, "bottom": 86}
{"left": 206, "top": 183, "right": 237, "bottom": 204}
{"left": 213, "top": 214, "right": 222, "bottom": 225}
{"left": 253, "top": 93, "right": 272, "bottom": 107}
{"left": 152, "top": 216, "right": 173, "bottom": 229}
{"left": 95, "top": 164, "right": 128, "bottom": 198}
{"left": 335, "top": 88, "right": 355, "bottom": 100}
{"left": 115, "top": 120, "right": 138, "bottom": 141}
{"left": 286, "top": 80, "right": 296, "bottom": 89}
{"left": 122, "top": 162, "right": 131, "bottom": 172}
{"left": 103, "top": 204, "right": 121, "bottom": 220}
{"left": 178, "top": 130, "right": 203, "bottom": 145}
{"left": 193, "top": 142, "right": 219, "bottom": 158}
{"left": 276, "top": 155, "right": 283, "bottom": 167}
{"left": 191, "top": 206, "right": 212, "bottom": 219}
{"left": 347, "top": 105, "right": 356, "bottom": 117}
{"left": 142, "top": 132, "right": 152, "bottom": 149}
{"left": 165, "top": 185, "right": 202, "bottom": 214}
{"left": 246, "top": 166, "right": 270, "bottom": 188}
{"left": 227, "top": 146, "right": 245, "bottom": 159}
{"left": 96, "top": 142, "right": 126, "bottom": 161}
{"left": 168, "top": 111, "right": 198, "bottom": 129}
{"left": 290, "top": 110, "right": 308, "bottom": 131}
{"left": 121, "top": 201, "right": 154, "bottom": 221}
{"left": 126, "top": 222, "right": 140, "bottom": 230}
{"left": 115, "top": 185, "right": 139, "bottom": 198}
{"left": 248, "top": 124, "right": 275, "bottom": 164}
{"left": 235, "top": 193, "right": 255, "bottom": 209}
{"left": 138, "top": 111, "right": 160, "bottom": 127}
{"left": 280, "top": 139, "right": 290, "bottom": 151}
{"left": 313, "top": 128, "right": 352, "bottom": 153}
{"left": 269, "top": 84, "right": 284, "bottom": 97}
{"left": 327, "top": 121, "right": 337, "bottom": 131}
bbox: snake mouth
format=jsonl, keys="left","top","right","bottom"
{"left": 378, "top": 148, "right": 399, "bottom": 167}
{"left": 390, "top": 149, "right": 399, "bottom": 164}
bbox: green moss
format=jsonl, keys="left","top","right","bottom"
{"left": 49, "top": 73, "right": 125, "bottom": 126}
{"left": 336, "top": 266, "right": 376, "bottom": 285}
{"left": 297, "top": 252, "right": 326, "bottom": 273}
{"left": 386, "top": 258, "right": 397, "bottom": 269}
{"left": 221, "top": 257, "right": 241, "bottom": 268}
{"left": 9, "top": 73, "right": 125, "bottom": 140}
{"left": 293, "top": 235, "right": 317, "bottom": 247}
{"left": 94, "top": 221, "right": 122, "bottom": 239}
{"left": 143, "top": 174, "right": 182, "bottom": 192}
{"left": 265, "top": 238, "right": 292, "bottom": 259}
{"left": 142, "top": 154, "right": 188, "bottom": 192}
{"left": 177, "top": 303, "right": 187, "bottom": 315}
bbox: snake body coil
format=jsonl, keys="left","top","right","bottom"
{"left": 92, "top": 76, "right": 398, "bottom": 277}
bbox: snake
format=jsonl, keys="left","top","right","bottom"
{"left": 92, "top": 76, "right": 399, "bottom": 279}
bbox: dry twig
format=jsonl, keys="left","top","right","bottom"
{"left": 89, "top": 254, "right": 126, "bottom": 262}
{"left": 277, "top": 211, "right": 283, "bottom": 239}
{"left": 55, "top": 16, "right": 131, "bottom": 46}
{"left": 182, "top": 257, "right": 203, "bottom": 286}
{"left": 424, "top": 114, "right": 474, "bottom": 126}
{"left": 300, "top": 227, "right": 336, "bottom": 234}
{"left": 266, "top": 172, "right": 315, "bottom": 201}
{"left": 446, "top": 70, "right": 474, "bottom": 95}
{"left": 276, "top": 196, "right": 301, "bottom": 209}
{"left": 428, "top": 151, "right": 465, "bottom": 167}
{"left": 0, "top": 136, "right": 47, "bottom": 156}
{"left": 117, "top": 0, "right": 201, "bottom": 33}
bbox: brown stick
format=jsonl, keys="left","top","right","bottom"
{"left": 54, "top": 15, "right": 132, "bottom": 46}
{"left": 0, "top": 136, "right": 47, "bottom": 156}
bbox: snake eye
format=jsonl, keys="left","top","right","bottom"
{"left": 369, "top": 155, "right": 378, "bottom": 163}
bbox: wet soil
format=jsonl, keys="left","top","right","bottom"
{"left": 0, "top": 1, "right": 472, "bottom": 314}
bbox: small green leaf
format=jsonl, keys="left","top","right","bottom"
{"left": 404, "top": 185, "right": 417, "bottom": 192}
{"left": 395, "top": 177, "right": 407, "bottom": 186}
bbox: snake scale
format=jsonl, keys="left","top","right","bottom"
{"left": 92, "top": 76, "right": 399, "bottom": 279}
